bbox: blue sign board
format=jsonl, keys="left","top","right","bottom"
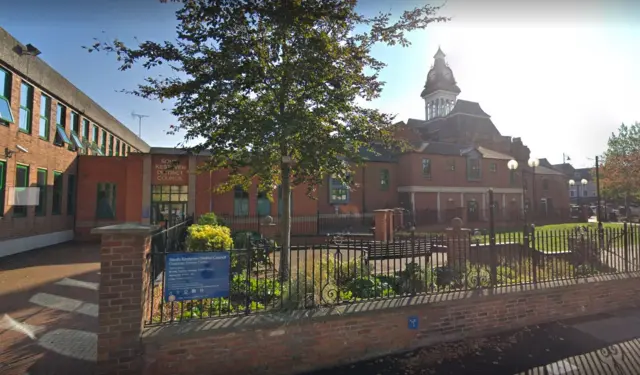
{"left": 164, "top": 252, "right": 231, "bottom": 302}
{"left": 408, "top": 316, "right": 419, "bottom": 330}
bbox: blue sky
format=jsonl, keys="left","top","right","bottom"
{"left": 2, "top": 0, "right": 639, "bottom": 168}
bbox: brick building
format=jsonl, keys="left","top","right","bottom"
{"left": 73, "top": 48, "right": 569, "bottom": 240}
{"left": 0, "top": 27, "right": 148, "bottom": 256}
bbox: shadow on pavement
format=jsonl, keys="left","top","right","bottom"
{"left": 0, "top": 241, "right": 99, "bottom": 273}
{"left": 302, "top": 312, "right": 640, "bottom": 375}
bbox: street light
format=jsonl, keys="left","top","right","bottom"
{"left": 507, "top": 159, "right": 525, "bottom": 224}
{"left": 528, "top": 158, "right": 539, "bottom": 222}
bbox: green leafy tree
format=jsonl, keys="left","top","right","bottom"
{"left": 86, "top": 0, "right": 448, "bottom": 279}
{"left": 599, "top": 122, "right": 640, "bottom": 210}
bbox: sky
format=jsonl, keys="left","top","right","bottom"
{"left": 2, "top": 0, "right": 639, "bottom": 168}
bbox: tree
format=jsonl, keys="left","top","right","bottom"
{"left": 86, "top": 0, "right": 448, "bottom": 280}
{"left": 599, "top": 122, "right": 640, "bottom": 210}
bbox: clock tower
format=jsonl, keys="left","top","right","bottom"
{"left": 421, "top": 47, "right": 461, "bottom": 121}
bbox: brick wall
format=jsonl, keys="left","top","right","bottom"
{"left": 139, "top": 273, "right": 640, "bottom": 375}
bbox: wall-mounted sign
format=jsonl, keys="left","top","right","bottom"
{"left": 152, "top": 156, "right": 188, "bottom": 185}
{"left": 164, "top": 252, "right": 230, "bottom": 302}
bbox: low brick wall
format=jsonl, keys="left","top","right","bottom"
{"left": 141, "top": 273, "right": 640, "bottom": 375}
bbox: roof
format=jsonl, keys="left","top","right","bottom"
{"left": 476, "top": 146, "right": 513, "bottom": 160}
{"left": 421, "top": 48, "right": 461, "bottom": 97}
{"left": 407, "top": 100, "right": 500, "bottom": 143}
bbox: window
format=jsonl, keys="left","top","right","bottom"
{"left": 115, "top": 139, "right": 120, "bottom": 156}
{"left": 329, "top": 176, "right": 349, "bottom": 204}
{"left": 19, "top": 82, "right": 33, "bottom": 133}
{"left": 14, "top": 165, "right": 29, "bottom": 217}
{"left": 0, "top": 160, "right": 5, "bottom": 216}
{"left": 278, "top": 185, "right": 293, "bottom": 216}
{"left": 570, "top": 190, "right": 575, "bottom": 197}
{"left": 121, "top": 142, "right": 126, "bottom": 156}
{"left": 70, "top": 111, "right": 79, "bottom": 134}
{"left": 127, "top": 146, "right": 131, "bottom": 155}
{"left": 81, "top": 119, "right": 90, "bottom": 140}
{"left": 92, "top": 125, "right": 99, "bottom": 143}
{"left": 233, "top": 186, "right": 249, "bottom": 216}
{"left": 36, "top": 169, "right": 47, "bottom": 216}
{"left": 52, "top": 172, "right": 63, "bottom": 215}
{"left": 96, "top": 183, "right": 117, "bottom": 219}
{"left": 54, "top": 104, "right": 68, "bottom": 146}
{"left": 466, "top": 158, "right": 481, "bottom": 180}
{"left": 0, "top": 68, "right": 13, "bottom": 125}
{"left": 583, "top": 189, "right": 587, "bottom": 197}
{"left": 542, "top": 179, "right": 549, "bottom": 190}
{"left": 422, "top": 158, "right": 431, "bottom": 178}
{"left": 109, "top": 134, "right": 114, "bottom": 156}
{"left": 257, "top": 191, "right": 271, "bottom": 216}
{"left": 447, "top": 159, "right": 455, "bottom": 171}
{"left": 380, "top": 169, "right": 389, "bottom": 190}
{"left": 151, "top": 185, "right": 188, "bottom": 225}
{"left": 101, "top": 129, "right": 107, "bottom": 154}
{"left": 39, "top": 94, "right": 51, "bottom": 140}
{"left": 67, "top": 174, "right": 76, "bottom": 215}
{"left": 489, "top": 162, "right": 497, "bottom": 172}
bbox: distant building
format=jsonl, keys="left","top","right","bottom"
{"left": 551, "top": 163, "right": 598, "bottom": 204}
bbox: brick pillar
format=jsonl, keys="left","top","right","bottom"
{"left": 91, "top": 223, "right": 159, "bottom": 375}
{"left": 373, "top": 209, "right": 390, "bottom": 241}
{"left": 445, "top": 217, "right": 470, "bottom": 270}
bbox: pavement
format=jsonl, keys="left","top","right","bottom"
{"left": 0, "top": 242, "right": 100, "bottom": 375}
{"left": 302, "top": 308, "right": 640, "bottom": 375}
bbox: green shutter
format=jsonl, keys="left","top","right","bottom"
{"left": 35, "top": 169, "right": 47, "bottom": 216}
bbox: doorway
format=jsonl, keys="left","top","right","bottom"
{"left": 467, "top": 200, "right": 479, "bottom": 222}
{"left": 151, "top": 185, "right": 189, "bottom": 228}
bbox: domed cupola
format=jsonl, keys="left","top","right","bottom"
{"left": 421, "top": 47, "right": 461, "bottom": 121}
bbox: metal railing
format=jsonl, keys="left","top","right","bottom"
{"left": 144, "top": 223, "right": 640, "bottom": 326}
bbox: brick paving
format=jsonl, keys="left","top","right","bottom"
{"left": 0, "top": 242, "right": 100, "bottom": 375}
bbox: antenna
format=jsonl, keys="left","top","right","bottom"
{"left": 131, "top": 111, "right": 150, "bottom": 138}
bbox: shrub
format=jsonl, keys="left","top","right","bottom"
{"left": 198, "top": 212, "right": 224, "bottom": 226}
{"left": 186, "top": 224, "right": 234, "bottom": 251}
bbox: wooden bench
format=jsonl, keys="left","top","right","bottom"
{"left": 365, "top": 240, "right": 432, "bottom": 261}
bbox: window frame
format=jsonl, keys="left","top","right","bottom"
{"left": 233, "top": 186, "right": 249, "bottom": 216}
{"left": 256, "top": 190, "right": 271, "bottom": 217}
{"left": 422, "top": 158, "right": 431, "bottom": 178}
{"left": 39, "top": 94, "right": 51, "bottom": 141}
{"left": 54, "top": 104, "right": 68, "bottom": 147}
{"left": 0, "top": 160, "right": 5, "bottom": 216}
{"left": 13, "top": 164, "right": 29, "bottom": 217}
{"left": 52, "top": 171, "right": 63, "bottom": 215}
{"left": 115, "top": 139, "right": 121, "bottom": 156}
{"left": 489, "top": 162, "right": 497, "bottom": 173}
{"left": 19, "top": 81, "right": 34, "bottom": 134}
{"left": 108, "top": 134, "right": 114, "bottom": 156}
{"left": 92, "top": 125, "right": 99, "bottom": 144}
{"left": 380, "top": 169, "right": 389, "bottom": 191}
{"left": 277, "top": 185, "right": 293, "bottom": 216}
{"left": 101, "top": 129, "right": 107, "bottom": 154}
{"left": 466, "top": 157, "right": 482, "bottom": 181}
{"left": 329, "top": 175, "right": 349, "bottom": 204}
{"left": 35, "top": 168, "right": 47, "bottom": 216}
{"left": 0, "top": 67, "right": 13, "bottom": 126}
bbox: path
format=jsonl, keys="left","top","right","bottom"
{"left": 0, "top": 242, "right": 100, "bottom": 375}
{"left": 301, "top": 308, "right": 640, "bottom": 375}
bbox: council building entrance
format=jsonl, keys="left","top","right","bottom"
{"left": 152, "top": 155, "right": 189, "bottom": 227}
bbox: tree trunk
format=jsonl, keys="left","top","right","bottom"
{"left": 279, "top": 162, "right": 291, "bottom": 281}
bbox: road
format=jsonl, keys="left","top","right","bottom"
{"left": 0, "top": 242, "right": 100, "bottom": 375}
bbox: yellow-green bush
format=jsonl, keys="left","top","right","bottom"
{"left": 186, "top": 224, "right": 234, "bottom": 251}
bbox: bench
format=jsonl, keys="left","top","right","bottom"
{"left": 365, "top": 240, "right": 432, "bottom": 261}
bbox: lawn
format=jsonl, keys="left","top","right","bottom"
{"left": 471, "top": 223, "right": 637, "bottom": 253}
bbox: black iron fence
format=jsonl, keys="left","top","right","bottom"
{"left": 145, "top": 221, "right": 640, "bottom": 326}
{"left": 219, "top": 213, "right": 374, "bottom": 236}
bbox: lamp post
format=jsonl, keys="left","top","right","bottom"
{"left": 528, "top": 158, "right": 540, "bottom": 222}
{"left": 507, "top": 159, "right": 523, "bottom": 224}
{"left": 569, "top": 179, "right": 588, "bottom": 220}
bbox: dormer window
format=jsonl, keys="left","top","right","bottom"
{"left": 466, "top": 157, "right": 481, "bottom": 181}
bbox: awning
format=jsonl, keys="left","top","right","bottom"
{"left": 55, "top": 125, "right": 71, "bottom": 144}
{"left": 0, "top": 97, "right": 14, "bottom": 123}
{"left": 70, "top": 131, "right": 85, "bottom": 150}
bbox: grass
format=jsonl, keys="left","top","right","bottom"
{"left": 471, "top": 223, "right": 638, "bottom": 253}
{"left": 398, "top": 223, "right": 640, "bottom": 253}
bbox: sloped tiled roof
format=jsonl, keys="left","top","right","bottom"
{"left": 449, "top": 100, "right": 490, "bottom": 117}
{"left": 476, "top": 146, "right": 513, "bottom": 160}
